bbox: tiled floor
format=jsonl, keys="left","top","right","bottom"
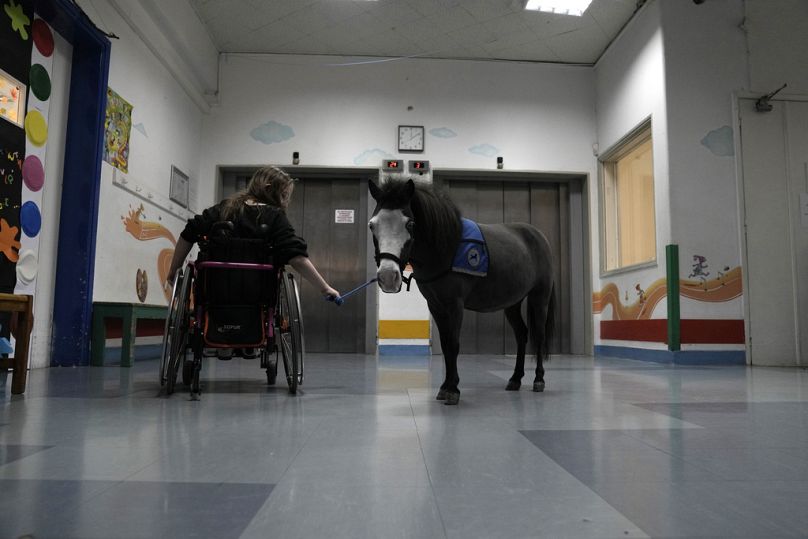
{"left": 2, "top": 353, "right": 808, "bottom": 538}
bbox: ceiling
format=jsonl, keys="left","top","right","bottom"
{"left": 189, "top": 0, "right": 642, "bottom": 65}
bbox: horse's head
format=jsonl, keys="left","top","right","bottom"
{"left": 368, "top": 179, "right": 415, "bottom": 293}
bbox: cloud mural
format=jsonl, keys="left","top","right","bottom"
{"left": 469, "top": 143, "right": 499, "bottom": 157}
{"left": 354, "top": 148, "right": 394, "bottom": 166}
{"left": 250, "top": 121, "right": 295, "bottom": 144}
{"left": 700, "top": 125, "right": 734, "bottom": 157}
{"left": 430, "top": 127, "right": 457, "bottom": 138}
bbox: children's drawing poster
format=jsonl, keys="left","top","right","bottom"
{"left": 0, "top": 68, "right": 25, "bottom": 127}
{"left": 102, "top": 87, "right": 132, "bottom": 173}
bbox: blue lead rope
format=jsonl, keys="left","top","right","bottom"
{"left": 326, "top": 278, "right": 378, "bottom": 306}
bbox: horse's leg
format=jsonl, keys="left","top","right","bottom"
{"left": 504, "top": 301, "right": 527, "bottom": 391}
{"left": 527, "top": 285, "right": 555, "bottom": 392}
{"left": 431, "top": 299, "right": 463, "bottom": 405}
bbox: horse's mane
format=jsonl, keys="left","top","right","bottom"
{"left": 378, "top": 179, "right": 462, "bottom": 256}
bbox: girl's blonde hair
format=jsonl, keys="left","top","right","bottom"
{"left": 221, "top": 166, "right": 295, "bottom": 219}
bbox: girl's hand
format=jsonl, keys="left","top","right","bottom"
{"left": 321, "top": 286, "right": 340, "bottom": 300}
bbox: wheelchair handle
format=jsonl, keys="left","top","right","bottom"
{"left": 326, "top": 278, "right": 378, "bottom": 306}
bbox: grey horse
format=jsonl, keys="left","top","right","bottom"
{"left": 368, "top": 178, "right": 555, "bottom": 405}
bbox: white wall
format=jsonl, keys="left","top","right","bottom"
{"left": 199, "top": 54, "right": 596, "bottom": 204}
{"left": 592, "top": 0, "right": 807, "bottom": 355}
{"left": 593, "top": 0, "right": 669, "bottom": 339}
{"left": 662, "top": 0, "right": 748, "bottom": 320}
{"left": 74, "top": 0, "right": 208, "bottom": 304}
{"left": 746, "top": 0, "right": 808, "bottom": 95}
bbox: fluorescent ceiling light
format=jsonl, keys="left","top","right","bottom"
{"left": 524, "top": 0, "right": 593, "bottom": 16}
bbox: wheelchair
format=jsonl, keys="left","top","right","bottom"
{"left": 159, "top": 223, "right": 304, "bottom": 398}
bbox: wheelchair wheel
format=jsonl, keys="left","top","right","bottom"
{"left": 277, "top": 272, "right": 304, "bottom": 394}
{"left": 161, "top": 266, "right": 192, "bottom": 395}
{"left": 261, "top": 347, "right": 277, "bottom": 385}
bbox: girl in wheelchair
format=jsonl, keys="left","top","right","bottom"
{"left": 162, "top": 166, "right": 339, "bottom": 395}
{"left": 167, "top": 166, "right": 339, "bottom": 301}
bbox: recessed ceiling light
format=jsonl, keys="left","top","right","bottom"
{"left": 524, "top": 0, "right": 593, "bottom": 16}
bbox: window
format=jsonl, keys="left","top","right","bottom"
{"left": 600, "top": 121, "right": 656, "bottom": 273}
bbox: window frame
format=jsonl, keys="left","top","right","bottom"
{"left": 598, "top": 118, "right": 658, "bottom": 277}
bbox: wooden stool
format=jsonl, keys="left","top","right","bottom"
{"left": 0, "top": 293, "right": 34, "bottom": 395}
{"left": 91, "top": 302, "right": 168, "bottom": 367}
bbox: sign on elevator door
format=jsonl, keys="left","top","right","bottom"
{"left": 335, "top": 209, "right": 354, "bottom": 224}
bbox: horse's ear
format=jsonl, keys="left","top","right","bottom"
{"left": 405, "top": 179, "right": 415, "bottom": 200}
{"left": 368, "top": 179, "right": 381, "bottom": 201}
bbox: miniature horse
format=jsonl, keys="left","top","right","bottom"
{"left": 368, "top": 178, "right": 555, "bottom": 405}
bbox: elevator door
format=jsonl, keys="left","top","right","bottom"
{"left": 446, "top": 180, "right": 572, "bottom": 355}
{"left": 220, "top": 172, "right": 367, "bottom": 353}
{"left": 286, "top": 177, "right": 367, "bottom": 353}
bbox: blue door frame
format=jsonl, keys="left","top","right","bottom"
{"left": 35, "top": 0, "right": 110, "bottom": 366}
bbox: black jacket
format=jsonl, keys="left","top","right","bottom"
{"left": 180, "top": 202, "right": 308, "bottom": 266}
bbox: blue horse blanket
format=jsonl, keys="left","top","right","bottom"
{"left": 452, "top": 218, "right": 489, "bottom": 277}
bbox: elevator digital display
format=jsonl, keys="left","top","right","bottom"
{"left": 409, "top": 160, "right": 430, "bottom": 172}
{"left": 383, "top": 159, "right": 403, "bottom": 171}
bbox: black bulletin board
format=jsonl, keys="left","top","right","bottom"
{"left": 0, "top": 0, "right": 34, "bottom": 293}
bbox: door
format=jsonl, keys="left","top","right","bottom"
{"left": 739, "top": 98, "right": 808, "bottom": 366}
{"left": 442, "top": 178, "right": 575, "bottom": 355}
{"left": 220, "top": 169, "right": 370, "bottom": 353}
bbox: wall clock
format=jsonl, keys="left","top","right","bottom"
{"left": 398, "top": 125, "right": 425, "bottom": 152}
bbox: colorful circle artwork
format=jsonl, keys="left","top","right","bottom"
{"left": 24, "top": 110, "right": 48, "bottom": 146}
{"left": 22, "top": 155, "right": 45, "bottom": 192}
{"left": 17, "top": 250, "right": 38, "bottom": 284}
{"left": 20, "top": 201, "right": 42, "bottom": 237}
{"left": 32, "top": 18, "right": 54, "bottom": 57}
{"left": 30, "top": 64, "right": 51, "bottom": 101}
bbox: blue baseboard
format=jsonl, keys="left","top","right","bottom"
{"left": 378, "top": 345, "right": 431, "bottom": 356}
{"left": 595, "top": 345, "right": 746, "bottom": 366}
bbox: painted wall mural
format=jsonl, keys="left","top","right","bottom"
{"left": 429, "top": 127, "right": 457, "bottom": 138}
{"left": 469, "top": 143, "right": 498, "bottom": 157}
{"left": 353, "top": 148, "right": 393, "bottom": 165}
{"left": 593, "top": 265, "right": 743, "bottom": 321}
{"left": 250, "top": 120, "right": 294, "bottom": 144}
{"left": 700, "top": 125, "right": 734, "bottom": 157}
{"left": 121, "top": 204, "right": 176, "bottom": 302}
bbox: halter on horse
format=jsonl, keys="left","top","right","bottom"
{"left": 369, "top": 178, "right": 556, "bottom": 405}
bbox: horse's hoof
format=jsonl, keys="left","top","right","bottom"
{"left": 443, "top": 392, "right": 460, "bottom": 405}
{"left": 436, "top": 389, "right": 447, "bottom": 400}
{"left": 533, "top": 381, "right": 545, "bottom": 392}
{"left": 505, "top": 380, "right": 521, "bottom": 391}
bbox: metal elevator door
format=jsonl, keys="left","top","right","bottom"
{"left": 445, "top": 180, "right": 572, "bottom": 355}
{"left": 220, "top": 171, "right": 367, "bottom": 353}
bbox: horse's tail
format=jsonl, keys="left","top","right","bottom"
{"left": 528, "top": 283, "right": 555, "bottom": 363}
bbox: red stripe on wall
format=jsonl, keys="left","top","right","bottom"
{"left": 105, "top": 319, "right": 165, "bottom": 339}
{"left": 680, "top": 319, "right": 745, "bottom": 344}
{"left": 601, "top": 320, "right": 667, "bottom": 342}
{"left": 601, "top": 319, "right": 745, "bottom": 344}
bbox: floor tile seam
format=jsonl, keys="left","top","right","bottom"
{"left": 408, "top": 387, "right": 450, "bottom": 539}
{"left": 614, "top": 432, "right": 731, "bottom": 482}
{"left": 270, "top": 417, "right": 329, "bottom": 486}
{"left": 521, "top": 431, "right": 730, "bottom": 484}
{"left": 536, "top": 469, "right": 653, "bottom": 537}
